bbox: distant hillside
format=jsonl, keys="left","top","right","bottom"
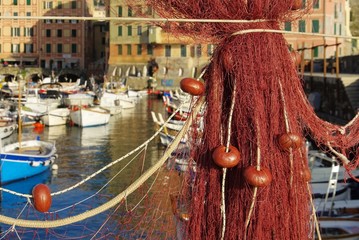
{"left": 350, "top": 0, "right": 359, "bottom": 36}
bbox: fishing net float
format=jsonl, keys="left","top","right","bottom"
{"left": 143, "top": 0, "right": 359, "bottom": 239}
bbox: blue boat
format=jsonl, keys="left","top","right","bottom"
{"left": 0, "top": 139, "right": 57, "bottom": 184}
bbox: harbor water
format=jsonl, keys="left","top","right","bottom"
{"left": 0, "top": 97, "right": 175, "bottom": 239}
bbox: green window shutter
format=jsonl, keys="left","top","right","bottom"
{"left": 313, "top": 47, "right": 319, "bottom": 58}
{"left": 299, "top": 20, "right": 306, "bottom": 32}
{"left": 284, "top": 22, "right": 291, "bottom": 31}
{"left": 118, "top": 6, "right": 122, "bottom": 17}
{"left": 313, "top": 0, "right": 319, "bottom": 9}
{"left": 118, "top": 45, "right": 122, "bottom": 55}
{"left": 181, "top": 45, "right": 187, "bottom": 57}
{"left": 118, "top": 26, "right": 122, "bottom": 36}
{"left": 147, "top": 44, "right": 153, "bottom": 55}
{"left": 312, "top": 20, "right": 319, "bottom": 33}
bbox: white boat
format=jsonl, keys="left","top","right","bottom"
{"left": 69, "top": 106, "right": 110, "bottom": 127}
{"left": 64, "top": 93, "right": 95, "bottom": 106}
{"left": 0, "top": 139, "right": 57, "bottom": 184}
{"left": 311, "top": 182, "right": 351, "bottom": 201}
{"left": 315, "top": 199, "right": 359, "bottom": 218}
{"left": 308, "top": 150, "right": 359, "bottom": 183}
{"left": 317, "top": 217, "right": 359, "bottom": 240}
{"left": 99, "top": 92, "right": 123, "bottom": 115}
{"left": 0, "top": 120, "right": 17, "bottom": 139}
{"left": 41, "top": 108, "right": 70, "bottom": 126}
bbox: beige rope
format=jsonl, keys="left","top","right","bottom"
{"left": 0, "top": 103, "right": 184, "bottom": 199}
{"left": 0, "top": 97, "right": 205, "bottom": 228}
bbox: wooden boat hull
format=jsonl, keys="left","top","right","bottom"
{"left": 70, "top": 107, "right": 110, "bottom": 127}
{"left": 0, "top": 140, "right": 57, "bottom": 184}
{"left": 41, "top": 108, "right": 70, "bottom": 126}
{"left": 317, "top": 217, "right": 359, "bottom": 240}
{"left": 0, "top": 121, "right": 17, "bottom": 139}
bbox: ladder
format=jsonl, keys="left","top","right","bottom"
{"left": 321, "top": 157, "right": 340, "bottom": 217}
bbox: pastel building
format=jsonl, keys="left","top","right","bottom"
{"left": 283, "top": 0, "right": 353, "bottom": 60}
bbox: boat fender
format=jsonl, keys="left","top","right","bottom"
{"left": 30, "top": 161, "right": 41, "bottom": 167}
{"left": 42, "top": 160, "right": 51, "bottom": 166}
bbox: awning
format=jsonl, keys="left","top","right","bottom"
{"left": 3, "top": 57, "right": 36, "bottom": 62}
{"left": 3, "top": 58, "right": 17, "bottom": 62}
{"left": 22, "top": 58, "right": 37, "bottom": 62}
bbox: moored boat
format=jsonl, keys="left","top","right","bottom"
{"left": 317, "top": 217, "right": 359, "bottom": 240}
{"left": 0, "top": 120, "right": 17, "bottom": 139}
{"left": 69, "top": 106, "right": 110, "bottom": 127}
{"left": 41, "top": 108, "right": 70, "bottom": 126}
{"left": 0, "top": 139, "right": 57, "bottom": 184}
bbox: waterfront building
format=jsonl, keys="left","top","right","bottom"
{"left": 107, "top": 0, "right": 214, "bottom": 84}
{"left": 0, "top": 0, "right": 106, "bottom": 75}
{"left": 283, "top": 0, "right": 353, "bottom": 60}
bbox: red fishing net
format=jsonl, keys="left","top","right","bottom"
{"left": 142, "top": 0, "right": 359, "bottom": 239}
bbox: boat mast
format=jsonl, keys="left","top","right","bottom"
{"left": 17, "top": 74, "right": 22, "bottom": 150}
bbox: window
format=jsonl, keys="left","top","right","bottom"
{"left": 137, "top": 26, "right": 142, "bottom": 36}
{"left": 11, "top": 27, "right": 20, "bottom": 36}
{"left": 339, "top": 24, "right": 342, "bottom": 35}
{"left": 299, "top": 20, "right": 306, "bottom": 32}
{"left": 118, "top": 26, "right": 122, "bottom": 36}
{"left": 127, "top": 44, "right": 132, "bottom": 55}
{"left": 334, "top": 3, "right": 338, "bottom": 18}
{"left": 72, "top": 29, "right": 77, "bottom": 37}
{"left": 57, "top": 20, "right": 62, "bottom": 23}
{"left": 352, "top": 39, "right": 357, "bottom": 49}
{"left": 13, "top": 0, "right": 17, "bottom": 5}
{"left": 334, "top": 23, "right": 336, "bottom": 35}
{"left": 46, "top": 29, "right": 51, "bottom": 37}
{"left": 165, "top": 45, "right": 171, "bottom": 57}
{"left": 118, "top": 45, "right": 122, "bottom": 55}
{"left": 45, "top": 19, "right": 52, "bottom": 24}
{"left": 284, "top": 22, "right": 291, "bottom": 31}
{"left": 71, "top": 44, "right": 77, "bottom": 53}
{"left": 11, "top": 44, "right": 20, "bottom": 53}
{"left": 146, "top": 6, "right": 153, "bottom": 15}
{"left": 207, "top": 44, "right": 215, "bottom": 56}
{"left": 57, "top": 29, "right": 62, "bottom": 37}
{"left": 58, "top": 1, "right": 62, "bottom": 9}
{"left": 313, "top": 0, "right": 319, "bottom": 9}
{"left": 57, "top": 44, "right": 62, "bottom": 53}
{"left": 137, "top": 44, "right": 142, "bottom": 55}
{"left": 44, "top": 1, "right": 53, "bottom": 9}
{"left": 25, "top": 43, "right": 33, "bottom": 53}
{"left": 13, "top": 12, "right": 18, "bottom": 16}
{"left": 196, "top": 44, "right": 202, "bottom": 57}
{"left": 71, "top": 1, "right": 76, "bottom": 9}
{"left": 128, "top": 7, "right": 132, "bottom": 16}
{"left": 24, "top": 27, "right": 33, "bottom": 37}
{"left": 313, "top": 46, "right": 318, "bottom": 58}
{"left": 26, "top": 0, "right": 31, "bottom": 5}
{"left": 46, "top": 43, "right": 51, "bottom": 53}
{"left": 26, "top": 12, "right": 31, "bottom": 16}
{"left": 118, "top": 6, "right": 122, "bottom": 17}
{"left": 147, "top": 44, "right": 153, "bottom": 55}
{"left": 312, "top": 20, "right": 319, "bottom": 33}
{"left": 70, "top": 19, "right": 78, "bottom": 24}
{"left": 127, "top": 26, "right": 132, "bottom": 36}
{"left": 180, "top": 45, "right": 187, "bottom": 57}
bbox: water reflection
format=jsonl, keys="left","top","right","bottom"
{"left": 0, "top": 97, "right": 171, "bottom": 239}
